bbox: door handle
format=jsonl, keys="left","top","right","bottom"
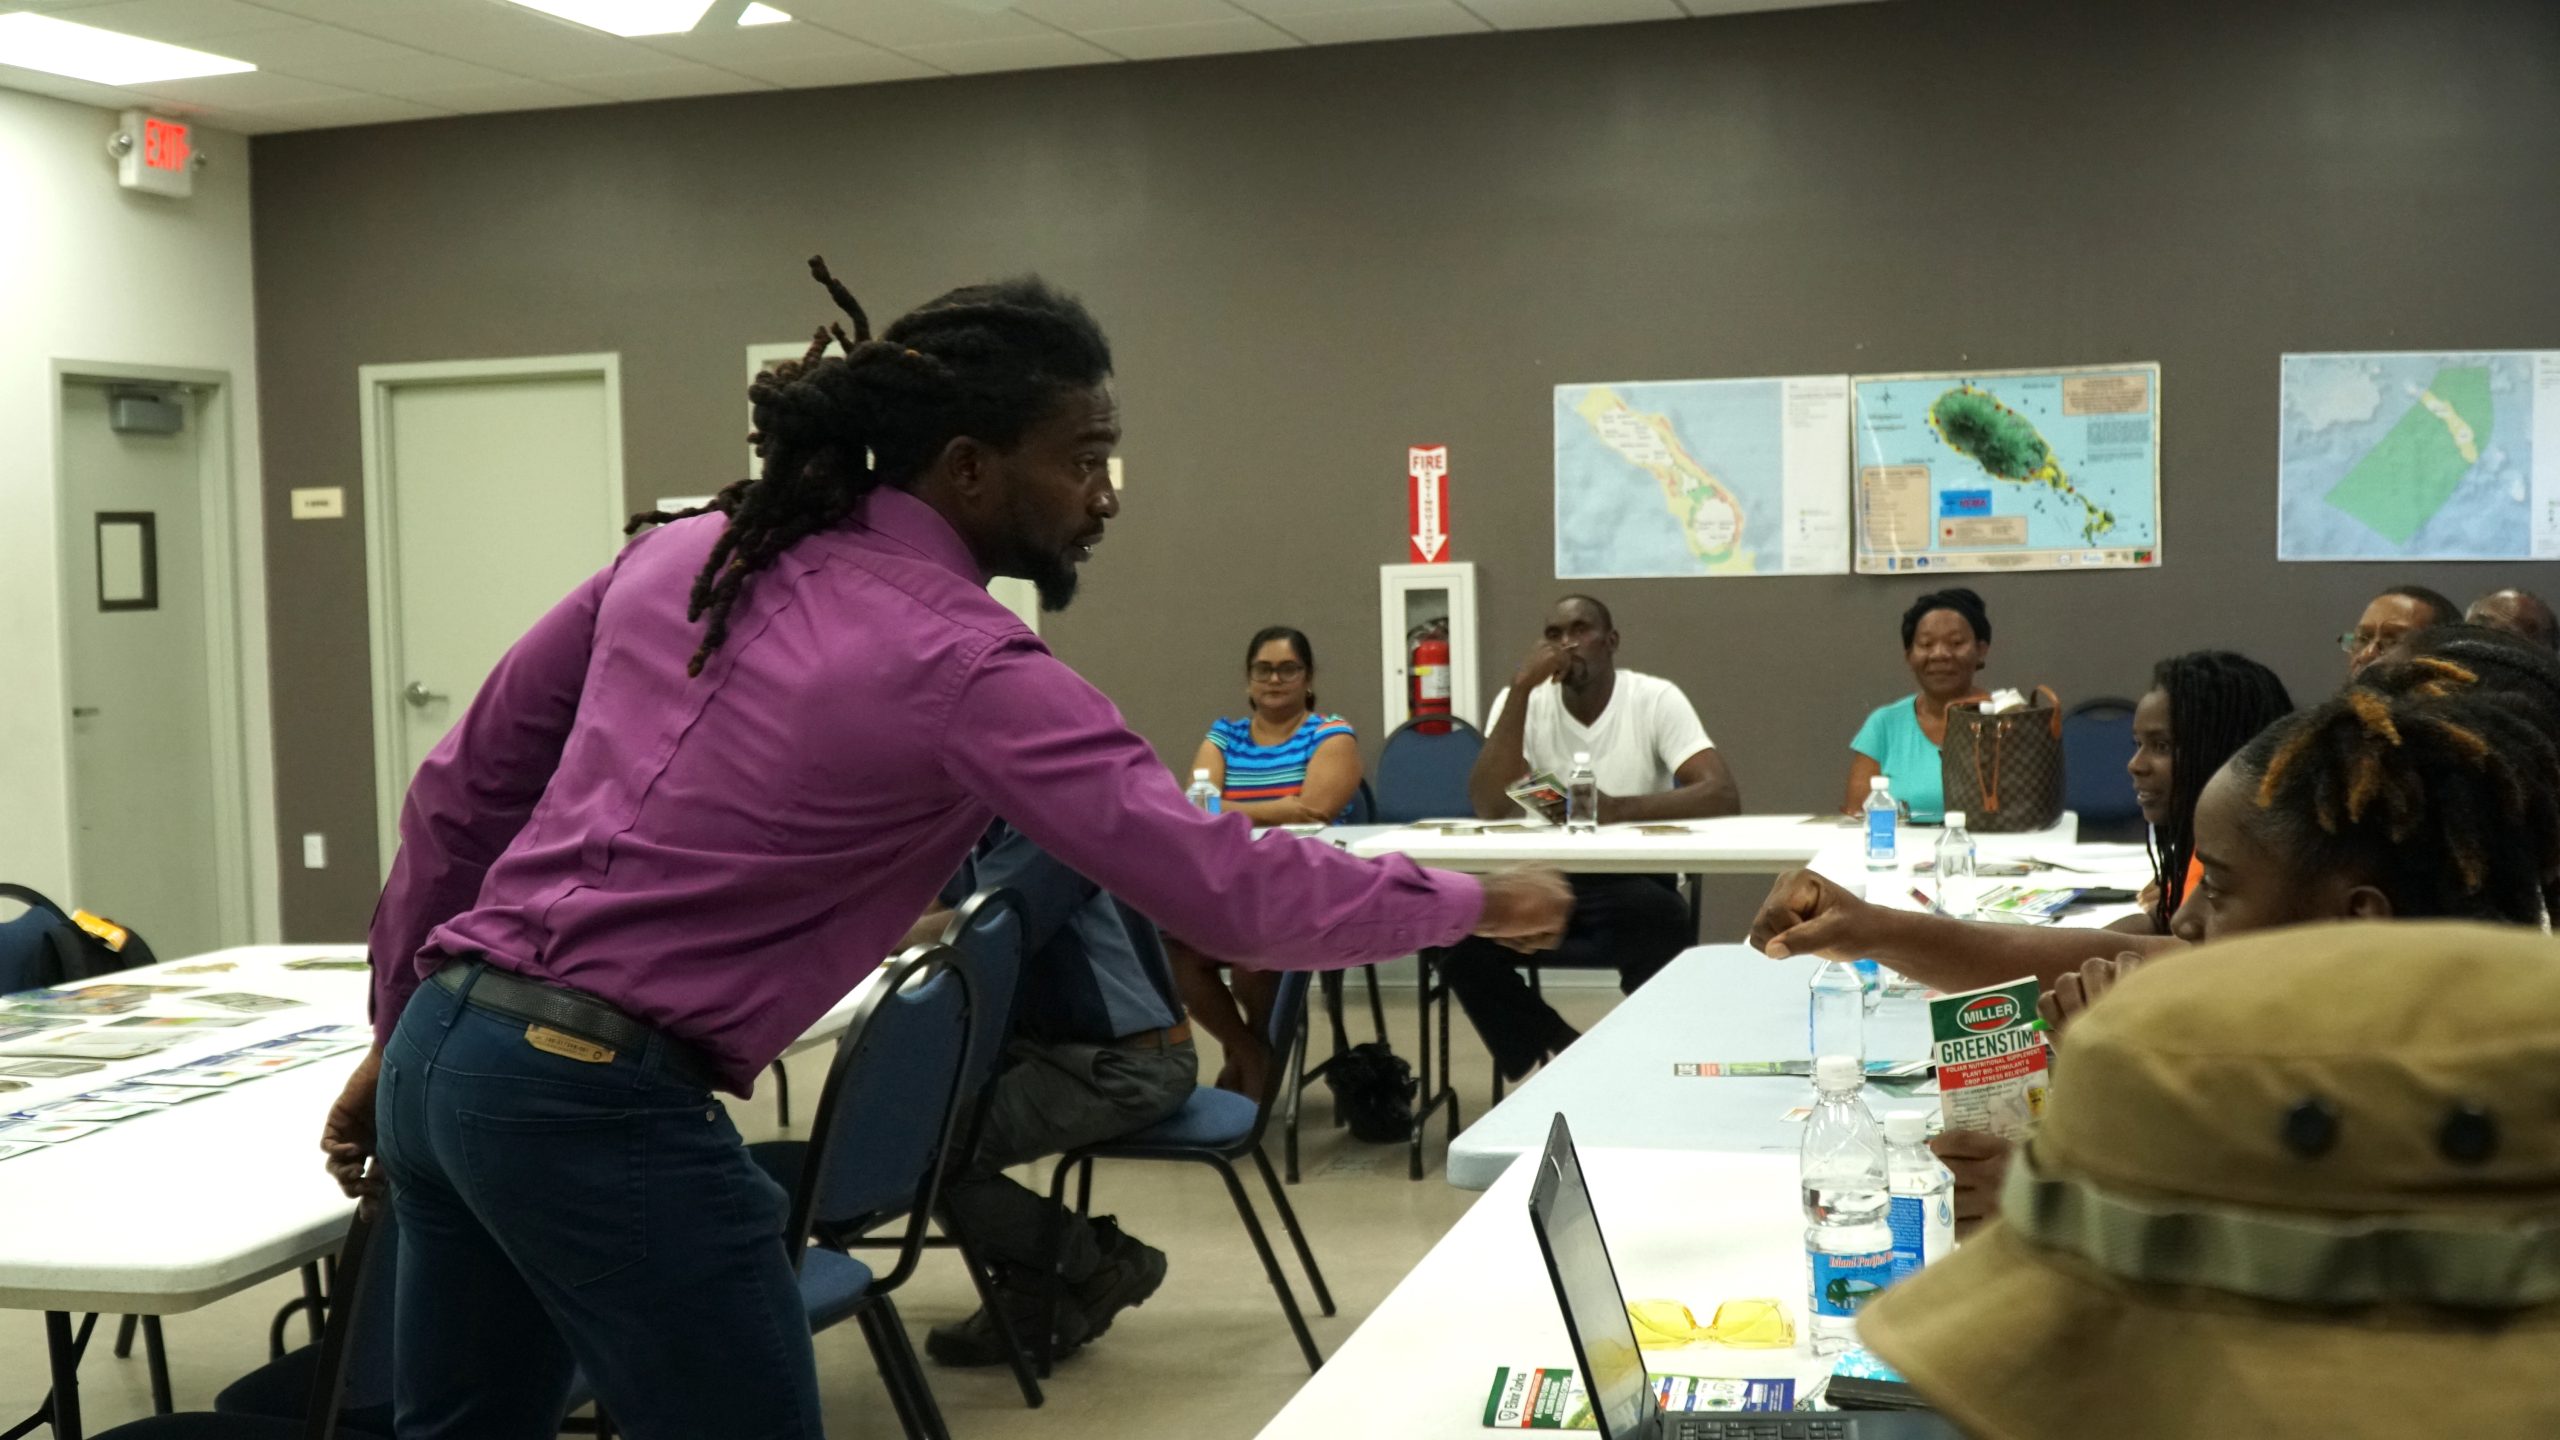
{"left": 402, "top": 682, "right": 447, "bottom": 708}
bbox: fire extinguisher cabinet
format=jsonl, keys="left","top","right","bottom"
{"left": 1378, "top": 561, "right": 1480, "bottom": 736}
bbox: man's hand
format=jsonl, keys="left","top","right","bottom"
{"left": 1747, "top": 869, "right": 1879, "bottom": 960}
{"left": 1475, "top": 866, "right": 1573, "bottom": 953}
{"left": 321, "top": 1043, "right": 386, "bottom": 1200}
{"left": 2036, "top": 952, "right": 2147, "bottom": 1042}
{"left": 1928, "top": 1128, "right": 2013, "bottom": 1238}
{"left": 1513, "top": 639, "right": 1570, "bottom": 691}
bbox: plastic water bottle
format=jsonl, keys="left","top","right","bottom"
{"left": 1185, "top": 768, "right": 1221, "bottom": 814}
{"left": 1801, "top": 1056, "right": 1893, "bottom": 1355}
{"left": 1565, "top": 751, "right": 1599, "bottom": 834}
{"left": 1863, "top": 776, "right": 1897, "bottom": 870}
{"left": 1935, "top": 811, "right": 1979, "bottom": 919}
{"left": 1808, "top": 960, "right": 1866, "bottom": 1071}
{"left": 1884, "top": 1111, "right": 1953, "bottom": 1281}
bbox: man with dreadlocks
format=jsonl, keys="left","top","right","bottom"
{"left": 319, "top": 260, "right": 1572, "bottom": 1438}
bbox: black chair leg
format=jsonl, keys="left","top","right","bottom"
{"left": 140, "top": 1317, "right": 171, "bottom": 1415}
{"left": 1362, "top": 964, "right": 1387, "bottom": 1044}
{"left": 951, "top": 1231, "right": 1043, "bottom": 1408}
{"left": 300, "top": 1262, "right": 326, "bottom": 1345}
{"left": 1206, "top": 1156, "right": 1324, "bottom": 1372}
{"left": 1284, "top": 1004, "right": 1309, "bottom": 1183}
{"left": 111, "top": 1315, "right": 136, "bottom": 1360}
{"left": 594, "top": 1408, "right": 618, "bottom": 1440}
{"left": 1074, "top": 1158, "right": 1094, "bottom": 1217}
{"left": 1250, "top": 1145, "right": 1334, "bottom": 1316}
{"left": 1037, "top": 1162, "right": 1077, "bottom": 1378}
{"left": 770, "top": 1060, "right": 792, "bottom": 1129}
{"left": 854, "top": 1302, "right": 929, "bottom": 1440}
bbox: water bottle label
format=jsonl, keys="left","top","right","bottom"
{"left": 1888, "top": 1195, "right": 1927, "bottom": 1279}
{"left": 1808, "top": 1247, "right": 1895, "bottom": 1317}
{"left": 1865, "top": 807, "right": 1894, "bottom": 853}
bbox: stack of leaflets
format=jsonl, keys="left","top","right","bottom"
{"left": 1482, "top": 1368, "right": 1795, "bottom": 1429}
{"left": 1929, "top": 979, "right": 2049, "bottom": 1141}
{"left": 1971, "top": 887, "right": 2081, "bottom": 924}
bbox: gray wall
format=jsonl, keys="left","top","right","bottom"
{"left": 251, "top": 0, "right": 2560, "bottom": 939}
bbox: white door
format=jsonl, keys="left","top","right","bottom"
{"left": 59, "top": 380, "right": 227, "bottom": 957}
{"left": 364, "top": 358, "right": 624, "bottom": 869}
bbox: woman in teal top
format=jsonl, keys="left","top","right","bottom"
{"left": 1844, "top": 588, "right": 1992, "bottom": 819}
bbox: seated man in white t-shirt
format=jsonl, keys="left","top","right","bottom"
{"left": 1452, "top": 594, "right": 1740, "bottom": 1079}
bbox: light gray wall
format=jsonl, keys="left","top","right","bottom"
{"left": 251, "top": 0, "right": 2560, "bottom": 939}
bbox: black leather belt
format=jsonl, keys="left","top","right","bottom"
{"left": 432, "top": 960, "right": 716, "bottom": 1090}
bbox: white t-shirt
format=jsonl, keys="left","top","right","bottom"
{"left": 1485, "top": 668, "right": 1714, "bottom": 797}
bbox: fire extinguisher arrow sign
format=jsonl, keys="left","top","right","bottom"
{"left": 1408, "top": 445, "right": 1450, "bottom": 563}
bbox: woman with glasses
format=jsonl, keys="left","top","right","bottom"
{"left": 1169, "top": 625, "right": 1363, "bottom": 1095}
{"left": 1840, "top": 588, "right": 1993, "bottom": 821}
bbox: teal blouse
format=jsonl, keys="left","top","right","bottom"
{"left": 1852, "top": 696, "right": 1946, "bottom": 820}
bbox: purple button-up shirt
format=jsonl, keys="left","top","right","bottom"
{"left": 371, "top": 488, "right": 1482, "bottom": 1093}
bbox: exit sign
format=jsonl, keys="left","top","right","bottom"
{"left": 117, "top": 111, "right": 194, "bottom": 197}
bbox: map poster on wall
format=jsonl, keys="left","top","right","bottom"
{"left": 1851, "top": 364, "right": 2162, "bottom": 574}
{"left": 1553, "top": 376, "right": 1852, "bottom": 579}
{"left": 2278, "top": 351, "right": 2560, "bottom": 561}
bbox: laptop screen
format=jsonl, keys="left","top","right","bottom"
{"left": 1528, "top": 1116, "right": 1652, "bottom": 1439}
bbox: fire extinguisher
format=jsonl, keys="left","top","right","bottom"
{"left": 1408, "top": 620, "right": 1451, "bottom": 735}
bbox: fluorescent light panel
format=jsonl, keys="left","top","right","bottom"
{"left": 0, "top": 12, "right": 256, "bottom": 85}
{"left": 739, "top": 4, "right": 791, "bottom": 24}
{"left": 497, "top": 1, "right": 720, "bottom": 38}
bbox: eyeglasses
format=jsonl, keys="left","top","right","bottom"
{"left": 2338, "top": 629, "right": 2390, "bottom": 655}
{"left": 1249, "top": 663, "right": 1307, "bottom": 682}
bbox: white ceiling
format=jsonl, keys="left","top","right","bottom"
{"left": 0, "top": 0, "right": 1874, "bottom": 134}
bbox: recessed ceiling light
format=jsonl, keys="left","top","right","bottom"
{"left": 0, "top": 12, "right": 256, "bottom": 85}
{"left": 496, "top": 1, "right": 719, "bottom": 38}
{"left": 738, "top": 3, "right": 791, "bottom": 24}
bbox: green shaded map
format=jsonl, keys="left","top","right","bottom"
{"left": 2321, "top": 366, "right": 2494, "bottom": 545}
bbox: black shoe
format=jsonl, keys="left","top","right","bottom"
{"left": 1070, "top": 1216, "right": 1167, "bottom": 1343}
{"left": 925, "top": 1285, "right": 1090, "bottom": 1369}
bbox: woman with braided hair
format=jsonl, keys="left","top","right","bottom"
{"left": 321, "top": 259, "right": 1572, "bottom": 1438}
{"left": 2115, "top": 651, "right": 2297, "bottom": 935}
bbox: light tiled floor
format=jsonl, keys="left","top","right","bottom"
{"left": 1, "top": 985, "right": 1624, "bottom": 1439}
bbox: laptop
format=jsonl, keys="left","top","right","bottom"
{"left": 1525, "top": 1114, "right": 1961, "bottom": 1439}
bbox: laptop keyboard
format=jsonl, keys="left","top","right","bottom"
{"left": 1671, "top": 1419, "right": 1853, "bottom": 1439}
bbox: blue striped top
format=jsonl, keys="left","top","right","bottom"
{"left": 1208, "top": 712, "right": 1357, "bottom": 815}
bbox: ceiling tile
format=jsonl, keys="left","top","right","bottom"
{"left": 1679, "top": 0, "right": 1875, "bottom": 12}
{"left": 238, "top": 91, "right": 452, "bottom": 128}
{"left": 715, "top": 48, "right": 943, "bottom": 86}
{"left": 45, "top": 0, "right": 305, "bottom": 42}
{"left": 1461, "top": 0, "right": 1683, "bottom": 28}
{"left": 636, "top": 15, "right": 883, "bottom": 64}
{"left": 1251, "top": 2, "right": 1487, "bottom": 44}
{"left": 0, "top": 64, "right": 157, "bottom": 111}
{"left": 1079, "top": 16, "right": 1296, "bottom": 60}
{"left": 246, "top": 0, "right": 666, "bottom": 77}
{"left": 295, "top": 51, "right": 520, "bottom": 95}
{"left": 193, "top": 23, "right": 426, "bottom": 71}
{"left": 893, "top": 31, "right": 1122, "bottom": 74}
{"left": 399, "top": 77, "right": 612, "bottom": 113}
{"left": 1008, "top": 0, "right": 1247, "bottom": 27}
{"left": 547, "top": 63, "right": 767, "bottom": 100}
{"left": 125, "top": 69, "right": 359, "bottom": 108}
{"left": 781, "top": 0, "right": 1050, "bottom": 48}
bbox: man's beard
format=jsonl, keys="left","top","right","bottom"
{"left": 1027, "top": 551, "right": 1080, "bottom": 612}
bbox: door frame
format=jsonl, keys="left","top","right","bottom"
{"left": 358, "top": 354, "right": 626, "bottom": 873}
{"left": 50, "top": 360, "right": 266, "bottom": 949}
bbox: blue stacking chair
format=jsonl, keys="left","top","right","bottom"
{"left": 0, "top": 884, "right": 70, "bottom": 995}
{"left": 2062, "top": 696, "right": 2144, "bottom": 842}
{"left": 783, "top": 937, "right": 985, "bottom": 1440}
{"left": 1370, "top": 717, "right": 1482, "bottom": 824}
{"left": 87, "top": 1204, "right": 387, "bottom": 1439}
{"left": 1042, "top": 970, "right": 1333, "bottom": 1373}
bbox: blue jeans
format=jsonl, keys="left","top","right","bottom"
{"left": 376, "top": 973, "right": 823, "bottom": 1439}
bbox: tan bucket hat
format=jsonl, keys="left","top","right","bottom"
{"left": 1859, "top": 920, "right": 2560, "bottom": 1439}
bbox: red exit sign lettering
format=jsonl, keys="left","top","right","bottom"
{"left": 116, "top": 110, "right": 195, "bottom": 197}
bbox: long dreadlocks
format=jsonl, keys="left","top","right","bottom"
{"left": 2143, "top": 651, "right": 2294, "bottom": 929}
{"left": 626, "top": 257, "right": 1113, "bottom": 676}
{"left": 2233, "top": 682, "right": 2560, "bottom": 927}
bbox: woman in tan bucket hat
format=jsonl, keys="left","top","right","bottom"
{"left": 1860, "top": 920, "right": 2560, "bottom": 1439}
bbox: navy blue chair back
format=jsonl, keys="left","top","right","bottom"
{"left": 787, "top": 944, "right": 979, "bottom": 1292}
{"left": 1241, "top": 970, "right": 1315, "bottom": 1141}
{"left": 303, "top": 1203, "right": 389, "bottom": 1439}
{"left": 1342, "top": 780, "right": 1378, "bottom": 825}
{"left": 2062, "top": 698, "right": 2142, "bottom": 828}
{"left": 940, "top": 888, "right": 1025, "bottom": 1114}
{"left": 1373, "top": 717, "right": 1483, "bottom": 823}
{"left": 0, "top": 885, "right": 68, "bottom": 996}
